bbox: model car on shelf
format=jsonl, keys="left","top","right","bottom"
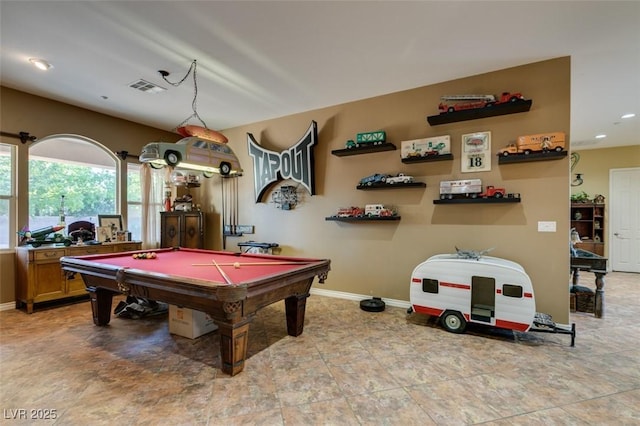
{"left": 335, "top": 207, "right": 365, "bottom": 218}
{"left": 438, "top": 92, "right": 525, "bottom": 114}
{"left": 497, "top": 132, "right": 565, "bottom": 156}
{"left": 385, "top": 173, "right": 414, "bottom": 184}
{"left": 345, "top": 130, "right": 386, "bottom": 149}
{"left": 401, "top": 136, "right": 451, "bottom": 159}
{"left": 358, "top": 173, "right": 390, "bottom": 187}
{"left": 365, "top": 204, "right": 397, "bottom": 217}
{"left": 139, "top": 136, "right": 242, "bottom": 176}
{"left": 439, "top": 179, "right": 518, "bottom": 200}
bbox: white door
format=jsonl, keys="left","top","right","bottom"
{"left": 610, "top": 167, "right": 640, "bottom": 272}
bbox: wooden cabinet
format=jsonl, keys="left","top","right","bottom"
{"left": 160, "top": 211, "right": 204, "bottom": 249}
{"left": 571, "top": 203, "right": 605, "bottom": 256}
{"left": 15, "top": 241, "right": 142, "bottom": 313}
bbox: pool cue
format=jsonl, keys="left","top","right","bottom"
{"left": 221, "top": 175, "right": 227, "bottom": 249}
{"left": 212, "top": 259, "right": 233, "bottom": 284}
{"left": 234, "top": 177, "right": 239, "bottom": 235}
{"left": 192, "top": 261, "right": 310, "bottom": 266}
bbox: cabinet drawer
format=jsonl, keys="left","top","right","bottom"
{"left": 34, "top": 249, "right": 65, "bottom": 262}
{"left": 66, "top": 246, "right": 112, "bottom": 256}
{"left": 118, "top": 243, "right": 142, "bottom": 252}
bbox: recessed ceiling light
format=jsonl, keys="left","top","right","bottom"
{"left": 595, "top": 134, "right": 607, "bottom": 139}
{"left": 28, "top": 58, "right": 53, "bottom": 71}
{"left": 621, "top": 113, "right": 636, "bottom": 119}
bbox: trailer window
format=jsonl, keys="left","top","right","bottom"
{"left": 503, "top": 284, "right": 523, "bottom": 298}
{"left": 422, "top": 278, "right": 438, "bottom": 294}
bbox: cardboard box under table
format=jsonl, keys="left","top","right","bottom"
{"left": 169, "top": 305, "right": 218, "bottom": 339}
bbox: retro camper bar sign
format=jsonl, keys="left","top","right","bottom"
{"left": 247, "top": 121, "right": 318, "bottom": 203}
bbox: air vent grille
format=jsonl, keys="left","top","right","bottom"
{"left": 128, "top": 79, "right": 166, "bottom": 94}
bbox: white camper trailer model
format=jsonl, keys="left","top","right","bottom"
{"left": 408, "top": 251, "right": 575, "bottom": 345}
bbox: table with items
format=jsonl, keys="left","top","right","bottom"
{"left": 570, "top": 248, "right": 607, "bottom": 318}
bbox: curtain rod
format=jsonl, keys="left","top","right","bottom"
{"left": 0, "top": 131, "right": 37, "bottom": 144}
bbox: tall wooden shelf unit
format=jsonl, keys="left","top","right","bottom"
{"left": 160, "top": 211, "right": 205, "bottom": 249}
{"left": 571, "top": 203, "right": 605, "bottom": 256}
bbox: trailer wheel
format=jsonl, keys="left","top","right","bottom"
{"left": 441, "top": 311, "right": 466, "bottom": 333}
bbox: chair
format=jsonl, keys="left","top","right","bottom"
{"left": 67, "top": 220, "right": 95, "bottom": 242}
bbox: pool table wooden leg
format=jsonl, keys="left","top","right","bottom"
{"left": 218, "top": 319, "right": 251, "bottom": 376}
{"left": 285, "top": 293, "right": 310, "bottom": 337}
{"left": 87, "top": 286, "right": 114, "bottom": 326}
{"left": 593, "top": 271, "right": 606, "bottom": 319}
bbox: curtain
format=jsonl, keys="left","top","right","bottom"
{"left": 140, "top": 164, "right": 169, "bottom": 249}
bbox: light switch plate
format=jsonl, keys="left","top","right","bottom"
{"left": 537, "top": 221, "right": 556, "bottom": 232}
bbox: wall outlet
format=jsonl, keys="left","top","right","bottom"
{"left": 224, "top": 225, "right": 254, "bottom": 234}
{"left": 236, "top": 225, "right": 254, "bottom": 234}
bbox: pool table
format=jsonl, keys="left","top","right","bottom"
{"left": 60, "top": 247, "right": 330, "bottom": 376}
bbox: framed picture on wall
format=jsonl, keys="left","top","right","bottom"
{"left": 461, "top": 131, "right": 491, "bottom": 173}
{"left": 98, "top": 215, "right": 122, "bottom": 237}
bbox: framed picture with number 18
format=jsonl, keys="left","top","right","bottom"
{"left": 461, "top": 131, "right": 491, "bottom": 173}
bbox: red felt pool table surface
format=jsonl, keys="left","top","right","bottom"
{"left": 81, "top": 248, "right": 320, "bottom": 286}
{"left": 60, "top": 247, "right": 331, "bottom": 376}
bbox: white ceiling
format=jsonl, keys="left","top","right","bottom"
{"left": 1, "top": 1, "right": 638, "bottom": 150}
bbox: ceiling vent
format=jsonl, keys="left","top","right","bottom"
{"left": 128, "top": 79, "right": 166, "bottom": 94}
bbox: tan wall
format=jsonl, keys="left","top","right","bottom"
{"left": 571, "top": 145, "right": 640, "bottom": 201}
{"left": 2, "top": 57, "right": 578, "bottom": 323}
{"left": 197, "top": 57, "right": 574, "bottom": 322}
{"left": 570, "top": 145, "right": 640, "bottom": 256}
{"left": 0, "top": 86, "right": 179, "bottom": 305}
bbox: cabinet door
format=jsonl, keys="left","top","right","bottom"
{"left": 66, "top": 271, "right": 88, "bottom": 296}
{"left": 161, "top": 214, "right": 181, "bottom": 248}
{"left": 182, "top": 213, "right": 203, "bottom": 248}
{"left": 34, "top": 262, "right": 66, "bottom": 302}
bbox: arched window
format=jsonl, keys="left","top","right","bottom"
{"left": 28, "top": 135, "right": 119, "bottom": 233}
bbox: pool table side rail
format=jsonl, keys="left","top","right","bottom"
{"left": 60, "top": 255, "right": 331, "bottom": 317}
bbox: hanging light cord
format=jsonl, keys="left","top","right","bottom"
{"left": 160, "top": 59, "right": 208, "bottom": 130}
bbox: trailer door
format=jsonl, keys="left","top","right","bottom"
{"left": 470, "top": 276, "right": 495, "bottom": 324}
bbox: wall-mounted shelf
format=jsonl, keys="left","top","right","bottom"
{"left": 498, "top": 150, "right": 567, "bottom": 164}
{"left": 433, "top": 197, "right": 521, "bottom": 205}
{"left": 325, "top": 216, "right": 401, "bottom": 222}
{"left": 331, "top": 143, "right": 396, "bottom": 157}
{"left": 427, "top": 100, "right": 533, "bottom": 126}
{"left": 401, "top": 154, "right": 454, "bottom": 164}
{"left": 357, "top": 182, "right": 426, "bottom": 190}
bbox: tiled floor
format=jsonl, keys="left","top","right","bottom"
{"left": 1, "top": 272, "right": 639, "bottom": 425}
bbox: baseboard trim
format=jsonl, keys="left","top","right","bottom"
{"left": 310, "top": 288, "right": 411, "bottom": 310}
{"left": 0, "top": 291, "right": 410, "bottom": 313}
{"left": 0, "top": 301, "right": 16, "bottom": 312}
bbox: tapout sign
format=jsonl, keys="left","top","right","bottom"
{"left": 247, "top": 121, "right": 317, "bottom": 203}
